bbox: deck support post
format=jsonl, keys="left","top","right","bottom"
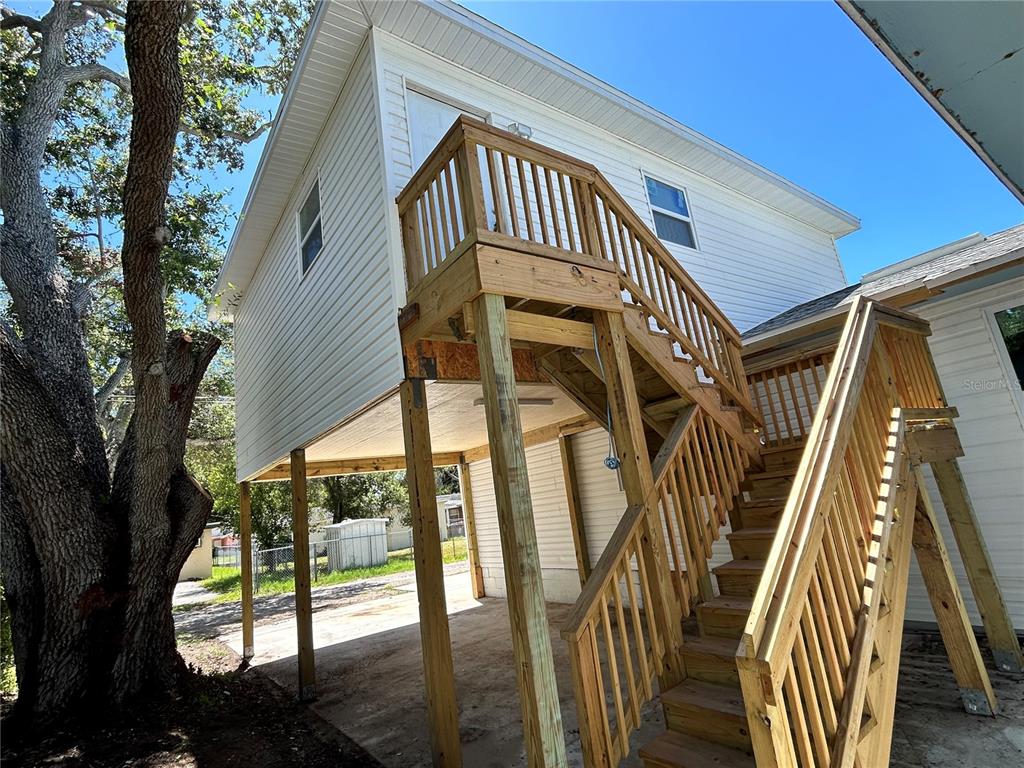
{"left": 458, "top": 460, "right": 485, "bottom": 599}
{"left": 559, "top": 434, "right": 591, "bottom": 587}
{"left": 473, "top": 293, "right": 568, "bottom": 768}
{"left": 400, "top": 378, "right": 463, "bottom": 768}
{"left": 593, "top": 310, "right": 683, "bottom": 685}
{"left": 929, "top": 457, "right": 1024, "bottom": 673}
{"left": 289, "top": 448, "right": 316, "bottom": 701}
{"left": 239, "top": 480, "right": 255, "bottom": 660}
{"left": 911, "top": 470, "right": 997, "bottom": 715}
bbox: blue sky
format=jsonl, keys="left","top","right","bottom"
{"left": 227, "top": 1, "right": 1022, "bottom": 282}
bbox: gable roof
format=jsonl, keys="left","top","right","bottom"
{"left": 743, "top": 222, "right": 1024, "bottom": 343}
{"left": 213, "top": 0, "right": 860, "bottom": 314}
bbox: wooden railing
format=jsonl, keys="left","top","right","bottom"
{"left": 561, "top": 405, "right": 753, "bottom": 767}
{"left": 396, "top": 117, "right": 756, "bottom": 419}
{"left": 746, "top": 351, "right": 835, "bottom": 447}
{"left": 737, "top": 298, "right": 943, "bottom": 767}
{"left": 652, "top": 405, "right": 750, "bottom": 609}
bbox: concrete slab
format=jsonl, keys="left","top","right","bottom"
{"left": 213, "top": 571, "right": 1024, "bottom": 768}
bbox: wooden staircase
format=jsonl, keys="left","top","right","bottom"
{"left": 639, "top": 444, "right": 803, "bottom": 768}
{"left": 393, "top": 117, "right": 1008, "bottom": 768}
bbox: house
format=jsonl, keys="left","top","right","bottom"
{"left": 217, "top": 2, "right": 1020, "bottom": 766}
{"left": 385, "top": 492, "right": 463, "bottom": 549}
{"left": 178, "top": 523, "right": 217, "bottom": 582}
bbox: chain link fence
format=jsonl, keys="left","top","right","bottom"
{"left": 212, "top": 527, "right": 467, "bottom": 594}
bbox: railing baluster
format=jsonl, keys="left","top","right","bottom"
{"left": 530, "top": 161, "right": 550, "bottom": 245}
{"left": 515, "top": 157, "right": 535, "bottom": 242}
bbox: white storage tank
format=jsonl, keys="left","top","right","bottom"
{"left": 323, "top": 518, "right": 389, "bottom": 571}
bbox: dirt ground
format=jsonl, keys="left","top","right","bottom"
{"left": 0, "top": 636, "right": 383, "bottom": 768}
{"left": 206, "top": 566, "right": 1024, "bottom": 768}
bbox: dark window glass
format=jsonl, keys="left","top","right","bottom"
{"left": 653, "top": 212, "right": 695, "bottom": 249}
{"left": 994, "top": 304, "right": 1024, "bottom": 389}
{"left": 645, "top": 177, "right": 689, "bottom": 217}
{"left": 299, "top": 181, "right": 321, "bottom": 235}
{"left": 301, "top": 219, "right": 323, "bottom": 273}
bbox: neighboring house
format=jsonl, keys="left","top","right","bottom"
{"left": 387, "top": 493, "right": 463, "bottom": 548}
{"left": 178, "top": 523, "right": 217, "bottom": 582}
{"left": 742, "top": 224, "right": 1024, "bottom": 626}
{"left": 215, "top": 2, "right": 1017, "bottom": 767}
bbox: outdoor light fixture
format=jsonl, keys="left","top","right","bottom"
{"left": 507, "top": 122, "right": 533, "bottom": 140}
{"left": 473, "top": 397, "right": 554, "bottom": 407}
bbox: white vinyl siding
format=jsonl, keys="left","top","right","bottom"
{"left": 233, "top": 42, "right": 403, "bottom": 480}
{"left": 906, "top": 276, "right": 1024, "bottom": 627}
{"left": 374, "top": 30, "right": 846, "bottom": 331}
{"left": 469, "top": 438, "right": 582, "bottom": 604}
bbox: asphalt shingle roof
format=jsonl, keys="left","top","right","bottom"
{"left": 743, "top": 223, "right": 1024, "bottom": 340}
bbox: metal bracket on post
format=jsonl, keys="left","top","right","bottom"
{"left": 960, "top": 688, "right": 996, "bottom": 716}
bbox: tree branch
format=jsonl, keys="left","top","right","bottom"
{"left": 78, "top": 0, "right": 127, "bottom": 20}
{"left": 95, "top": 354, "right": 132, "bottom": 413}
{"left": 179, "top": 121, "right": 271, "bottom": 144}
{"left": 66, "top": 63, "right": 131, "bottom": 94}
{"left": 1, "top": 10, "right": 44, "bottom": 33}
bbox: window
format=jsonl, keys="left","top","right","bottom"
{"left": 993, "top": 303, "right": 1024, "bottom": 390}
{"left": 298, "top": 180, "right": 323, "bottom": 273}
{"left": 645, "top": 176, "right": 697, "bottom": 249}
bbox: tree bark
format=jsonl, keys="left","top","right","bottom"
{"left": 0, "top": 0, "right": 221, "bottom": 729}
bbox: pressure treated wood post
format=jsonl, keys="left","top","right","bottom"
{"left": 593, "top": 310, "right": 683, "bottom": 684}
{"left": 930, "top": 457, "right": 1024, "bottom": 673}
{"left": 458, "top": 461, "right": 485, "bottom": 599}
{"left": 912, "top": 471, "right": 996, "bottom": 715}
{"left": 290, "top": 448, "right": 316, "bottom": 701}
{"left": 473, "top": 293, "right": 568, "bottom": 768}
{"left": 559, "top": 434, "right": 591, "bottom": 586}
{"left": 239, "top": 480, "right": 255, "bottom": 660}
{"left": 400, "top": 379, "right": 462, "bottom": 768}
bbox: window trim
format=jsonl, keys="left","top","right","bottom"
{"left": 296, "top": 173, "right": 324, "bottom": 277}
{"left": 984, "top": 298, "right": 1024, "bottom": 430}
{"left": 642, "top": 171, "right": 700, "bottom": 252}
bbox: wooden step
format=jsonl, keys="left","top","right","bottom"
{"left": 661, "top": 679, "right": 751, "bottom": 750}
{"left": 681, "top": 634, "right": 740, "bottom": 685}
{"left": 713, "top": 560, "right": 766, "bottom": 598}
{"left": 743, "top": 468, "right": 796, "bottom": 499}
{"left": 761, "top": 442, "right": 806, "bottom": 471}
{"left": 640, "top": 731, "right": 754, "bottom": 768}
{"left": 697, "top": 597, "right": 752, "bottom": 639}
{"left": 737, "top": 497, "right": 787, "bottom": 528}
{"left": 726, "top": 527, "right": 776, "bottom": 560}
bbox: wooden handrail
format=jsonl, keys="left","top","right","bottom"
{"left": 736, "top": 298, "right": 943, "bottom": 767}
{"left": 395, "top": 116, "right": 758, "bottom": 422}
{"left": 561, "top": 403, "right": 753, "bottom": 767}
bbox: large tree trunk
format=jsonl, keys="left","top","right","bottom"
{"left": 0, "top": 0, "right": 219, "bottom": 730}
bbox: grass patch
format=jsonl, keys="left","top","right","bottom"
{"left": 202, "top": 536, "right": 468, "bottom": 603}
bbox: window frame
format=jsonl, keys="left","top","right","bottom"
{"left": 296, "top": 173, "right": 324, "bottom": 276}
{"left": 984, "top": 298, "right": 1024, "bottom": 429}
{"left": 642, "top": 171, "right": 700, "bottom": 252}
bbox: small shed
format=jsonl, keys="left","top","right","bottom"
{"left": 323, "top": 518, "right": 389, "bottom": 571}
{"left": 179, "top": 523, "right": 218, "bottom": 582}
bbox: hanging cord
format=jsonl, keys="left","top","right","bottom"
{"left": 592, "top": 326, "right": 624, "bottom": 491}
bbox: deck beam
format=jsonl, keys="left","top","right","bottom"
{"left": 289, "top": 448, "right": 316, "bottom": 701}
{"left": 400, "top": 378, "right": 462, "bottom": 768}
{"left": 593, "top": 309, "right": 683, "bottom": 685}
{"left": 473, "top": 292, "right": 568, "bottom": 768}
{"left": 912, "top": 470, "right": 997, "bottom": 715}
{"left": 930, "top": 457, "right": 1024, "bottom": 673}
{"left": 239, "top": 481, "right": 255, "bottom": 660}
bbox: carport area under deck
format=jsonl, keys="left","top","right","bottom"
{"left": 216, "top": 568, "right": 1024, "bottom": 768}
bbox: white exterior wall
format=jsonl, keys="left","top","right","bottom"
{"left": 906, "top": 276, "right": 1024, "bottom": 627}
{"left": 373, "top": 30, "right": 847, "bottom": 332}
{"left": 233, "top": 41, "right": 404, "bottom": 480}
